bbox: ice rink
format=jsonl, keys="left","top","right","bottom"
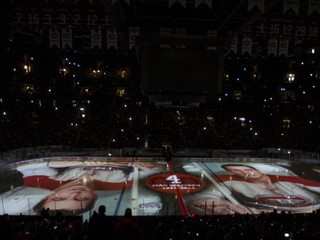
{"left": 1, "top": 155, "right": 320, "bottom": 221}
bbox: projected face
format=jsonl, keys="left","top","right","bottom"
{"left": 39, "top": 178, "right": 97, "bottom": 212}
{"left": 224, "top": 165, "right": 264, "bottom": 179}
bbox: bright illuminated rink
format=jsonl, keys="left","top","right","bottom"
{"left": 1, "top": 153, "right": 320, "bottom": 221}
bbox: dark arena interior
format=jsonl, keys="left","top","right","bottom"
{"left": 1, "top": 0, "right": 320, "bottom": 239}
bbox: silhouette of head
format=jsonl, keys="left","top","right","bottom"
{"left": 98, "top": 205, "right": 106, "bottom": 215}
{"left": 124, "top": 208, "right": 132, "bottom": 217}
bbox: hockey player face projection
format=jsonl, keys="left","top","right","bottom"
{"left": 36, "top": 176, "right": 97, "bottom": 213}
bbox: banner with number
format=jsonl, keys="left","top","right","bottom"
{"left": 129, "top": 26, "right": 140, "bottom": 50}
{"left": 230, "top": 35, "right": 238, "bottom": 54}
{"left": 242, "top": 36, "right": 252, "bottom": 55}
{"left": 268, "top": 38, "right": 278, "bottom": 56}
{"left": 91, "top": 26, "right": 102, "bottom": 49}
{"left": 49, "top": 28, "right": 60, "bottom": 48}
{"left": 107, "top": 26, "right": 118, "bottom": 49}
{"left": 61, "top": 27, "right": 72, "bottom": 49}
{"left": 279, "top": 38, "right": 289, "bottom": 57}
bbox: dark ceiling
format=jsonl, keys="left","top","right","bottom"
{"left": 106, "top": 0, "right": 282, "bottom": 48}
{"left": 104, "top": 0, "right": 305, "bottom": 43}
{"left": 108, "top": 0, "right": 277, "bottom": 34}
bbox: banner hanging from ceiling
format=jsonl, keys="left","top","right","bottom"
{"left": 248, "top": 0, "right": 265, "bottom": 13}
{"left": 91, "top": 26, "right": 102, "bottom": 49}
{"left": 283, "top": 0, "right": 300, "bottom": 15}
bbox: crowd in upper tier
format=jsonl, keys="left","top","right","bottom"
{"left": 0, "top": 45, "right": 320, "bottom": 154}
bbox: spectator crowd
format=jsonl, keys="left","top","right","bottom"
{"left": 1, "top": 205, "right": 320, "bottom": 240}
{"left": 1, "top": 45, "right": 320, "bottom": 155}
